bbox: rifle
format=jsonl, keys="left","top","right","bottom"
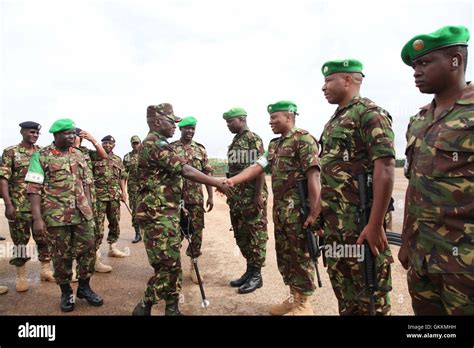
{"left": 297, "top": 180, "right": 323, "bottom": 288}
{"left": 180, "top": 209, "right": 210, "bottom": 309}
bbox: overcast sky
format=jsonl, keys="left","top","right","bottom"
{"left": 0, "top": 0, "right": 472, "bottom": 158}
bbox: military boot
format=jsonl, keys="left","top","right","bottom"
{"left": 77, "top": 278, "right": 104, "bottom": 306}
{"left": 238, "top": 267, "right": 262, "bottom": 294}
{"left": 108, "top": 243, "right": 127, "bottom": 258}
{"left": 15, "top": 265, "right": 29, "bottom": 292}
{"left": 132, "top": 227, "right": 142, "bottom": 244}
{"left": 132, "top": 300, "right": 153, "bottom": 316}
{"left": 190, "top": 258, "right": 203, "bottom": 284}
{"left": 59, "top": 283, "right": 74, "bottom": 312}
{"left": 230, "top": 264, "right": 252, "bottom": 287}
{"left": 284, "top": 291, "right": 314, "bottom": 316}
{"left": 165, "top": 299, "right": 183, "bottom": 316}
{"left": 270, "top": 288, "right": 296, "bottom": 315}
{"left": 95, "top": 250, "right": 112, "bottom": 273}
{"left": 0, "top": 285, "right": 8, "bottom": 295}
{"left": 40, "top": 261, "right": 55, "bottom": 282}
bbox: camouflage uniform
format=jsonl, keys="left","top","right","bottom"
{"left": 123, "top": 150, "right": 140, "bottom": 229}
{"left": 136, "top": 131, "right": 187, "bottom": 305}
{"left": 0, "top": 144, "right": 51, "bottom": 266}
{"left": 90, "top": 151, "right": 127, "bottom": 248}
{"left": 227, "top": 130, "right": 268, "bottom": 268}
{"left": 170, "top": 140, "right": 213, "bottom": 258}
{"left": 257, "top": 128, "right": 319, "bottom": 295}
{"left": 25, "top": 144, "right": 96, "bottom": 284}
{"left": 320, "top": 96, "right": 395, "bottom": 315}
{"left": 403, "top": 84, "right": 474, "bottom": 315}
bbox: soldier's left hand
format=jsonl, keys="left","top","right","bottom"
{"left": 356, "top": 223, "right": 389, "bottom": 257}
{"left": 206, "top": 197, "right": 214, "bottom": 212}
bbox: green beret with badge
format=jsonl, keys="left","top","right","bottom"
{"left": 49, "top": 118, "right": 76, "bottom": 134}
{"left": 178, "top": 116, "right": 197, "bottom": 128}
{"left": 401, "top": 25, "right": 470, "bottom": 66}
{"left": 321, "top": 59, "right": 364, "bottom": 77}
{"left": 267, "top": 100, "right": 298, "bottom": 114}
{"left": 223, "top": 107, "right": 247, "bottom": 119}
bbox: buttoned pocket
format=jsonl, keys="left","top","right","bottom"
{"left": 432, "top": 130, "right": 474, "bottom": 178}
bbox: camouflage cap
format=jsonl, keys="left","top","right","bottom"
{"left": 49, "top": 118, "right": 76, "bottom": 134}
{"left": 130, "top": 135, "right": 141, "bottom": 144}
{"left": 147, "top": 103, "right": 181, "bottom": 123}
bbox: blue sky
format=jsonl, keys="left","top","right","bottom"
{"left": 0, "top": 0, "right": 472, "bottom": 158}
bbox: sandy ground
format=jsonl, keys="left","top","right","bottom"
{"left": 0, "top": 168, "right": 413, "bottom": 315}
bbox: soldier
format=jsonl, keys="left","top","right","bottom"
{"left": 123, "top": 135, "right": 142, "bottom": 244}
{"left": 319, "top": 59, "right": 395, "bottom": 315}
{"left": 222, "top": 107, "right": 268, "bottom": 294}
{"left": 399, "top": 25, "right": 474, "bottom": 315}
{"left": 170, "top": 117, "right": 214, "bottom": 284}
{"left": 73, "top": 129, "right": 111, "bottom": 273}
{"left": 90, "top": 135, "right": 128, "bottom": 259}
{"left": 0, "top": 121, "right": 54, "bottom": 292}
{"left": 26, "top": 118, "right": 103, "bottom": 312}
{"left": 225, "top": 101, "right": 321, "bottom": 315}
{"left": 132, "top": 103, "right": 231, "bottom": 316}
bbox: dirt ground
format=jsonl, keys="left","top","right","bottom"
{"left": 0, "top": 168, "right": 413, "bottom": 315}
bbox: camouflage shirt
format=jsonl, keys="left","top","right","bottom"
{"left": 257, "top": 127, "right": 320, "bottom": 224}
{"left": 403, "top": 83, "right": 474, "bottom": 274}
{"left": 319, "top": 96, "right": 395, "bottom": 236}
{"left": 90, "top": 151, "right": 126, "bottom": 201}
{"left": 123, "top": 150, "right": 140, "bottom": 191}
{"left": 227, "top": 130, "right": 267, "bottom": 206}
{"left": 25, "top": 143, "right": 93, "bottom": 227}
{"left": 170, "top": 140, "right": 212, "bottom": 205}
{"left": 0, "top": 144, "right": 40, "bottom": 212}
{"left": 136, "top": 131, "right": 186, "bottom": 221}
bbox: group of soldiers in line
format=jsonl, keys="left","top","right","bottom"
{"left": 1, "top": 24, "right": 472, "bottom": 315}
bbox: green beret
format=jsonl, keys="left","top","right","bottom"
{"left": 49, "top": 118, "right": 76, "bottom": 134}
{"left": 223, "top": 107, "right": 247, "bottom": 119}
{"left": 401, "top": 25, "right": 470, "bottom": 66}
{"left": 178, "top": 116, "right": 197, "bottom": 128}
{"left": 130, "top": 135, "right": 141, "bottom": 144}
{"left": 267, "top": 101, "right": 297, "bottom": 114}
{"left": 321, "top": 59, "right": 364, "bottom": 77}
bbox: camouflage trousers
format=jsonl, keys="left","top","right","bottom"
{"left": 47, "top": 220, "right": 96, "bottom": 284}
{"left": 229, "top": 203, "right": 268, "bottom": 268}
{"left": 407, "top": 265, "right": 474, "bottom": 315}
{"left": 325, "top": 234, "right": 393, "bottom": 315}
{"left": 127, "top": 186, "right": 139, "bottom": 228}
{"left": 140, "top": 213, "right": 182, "bottom": 305}
{"left": 95, "top": 199, "right": 121, "bottom": 247}
{"left": 183, "top": 203, "right": 204, "bottom": 258}
{"left": 274, "top": 220, "right": 315, "bottom": 296}
{"left": 8, "top": 211, "right": 51, "bottom": 266}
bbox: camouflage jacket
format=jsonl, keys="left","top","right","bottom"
{"left": 25, "top": 143, "right": 93, "bottom": 227}
{"left": 319, "top": 96, "right": 395, "bottom": 236}
{"left": 75, "top": 145, "right": 96, "bottom": 204}
{"left": 123, "top": 150, "right": 140, "bottom": 191}
{"left": 0, "top": 144, "right": 40, "bottom": 212}
{"left": 170, "top": 140, "right": 213, "bottom": 205}
{"left": 136, "top": 131, "right": 186, "bottom": 221}
{"left": 227, "top": 130, "right": 268, "bottom": 207}
{"left": 403, "top": 83, "right": 474, "bottom": 274}
{"left": 90, "top": 151, "right": 126, "bottom": 201}
{"left": 257, "top": 127, "right": 319, "bottom": 224}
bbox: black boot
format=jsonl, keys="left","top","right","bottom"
{"left": 132, "top": 227, "right": 142, "bottom": 244}
{"left": 165, "top": 300, "right": 183, "bottom": 316}
{"left": 132, "top": 300, "right": 153, "bottom": 316}
{"left": 59, "top": 283, "right": 74, "bottom": 312}
{"left": 230, "top": 264, "right": 252, "bottom": 287}
{"left": 77, "top": 278, "right": 104, "bottom": 306}
{"left": 238, "top": 267, "right": 263, "bottom": 294}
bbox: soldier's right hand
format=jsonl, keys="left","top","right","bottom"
{"left": 5, "top": 203, "right": 16, "bottom": 221}
{"left": 32, "top": 218, "right": 46, "bottom": 235}
{"left": 216, "top": 181, "right": 233, "bottom": 197}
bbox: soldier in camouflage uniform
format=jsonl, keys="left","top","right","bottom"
{"left": 226, "top": 101, "right": 321, "bottom": 315}
{"left": 26, "top": 118, "right": 103, "bottom": 312}
{"left": 399, "top": 25, "right": 474, "bottom": 315}
{"left": 123, "top": 135, "right": 142, "bottom": 244}
{"left": 170, "top": 117, "right": 214, "bottom": 285}
{"left": 222, "top": 107, "right": 268, "bottom": 294}
{"left": 73, "top": 128, "right": 111, "bottom": 273}
{"left": 0, "top": 121, "right": 54, "bottom": 292}
{"left": 90, "top": 135, "right": 128, "bottom": 258}
{"left": 320, "top": 59, "right": 395, "bottom": 315}
{"left": 132, "top": 104, "right": 231, "bottom": 316}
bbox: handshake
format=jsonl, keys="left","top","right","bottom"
{"left": 215, "top": 177, "right": 235, "bottom": 196}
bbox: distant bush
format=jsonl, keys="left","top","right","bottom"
{"left": 395, "top": 159, "right": 405, "bottom": 168}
